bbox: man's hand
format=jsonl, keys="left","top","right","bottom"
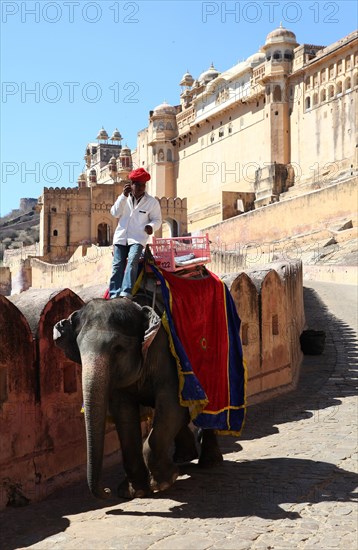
{"left": 144, "top": 225, "right": 153, "bottom": 235}
{"left": 123, "top": 183, "right": 132, "bottom": 197}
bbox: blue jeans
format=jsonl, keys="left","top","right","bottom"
{"left": 109, "top": 243, "right": 143, "bottom": 299}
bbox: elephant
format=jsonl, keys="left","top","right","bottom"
{"left": 53, "top": 297, "right": 223, "bottom": 500}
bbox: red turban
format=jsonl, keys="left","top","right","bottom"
{"left": 128, "top": 168, "right": 151, "bottom": 182}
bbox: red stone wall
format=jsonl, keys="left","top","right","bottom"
{"left": 0, "top": 290, "right": 119, "bottom": 509}
{"left": 222, "top": 260, "right": 304, "bottom": 405}
{"left": 0, "top": 295, "right": 37, "bottom": 507}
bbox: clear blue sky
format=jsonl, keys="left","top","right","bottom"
{"left": 0, "top": 0, "right": 356, "bottom": 216}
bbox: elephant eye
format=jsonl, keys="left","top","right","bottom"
{"left": 113, "top": 344, "right": 124, "bottom": 353}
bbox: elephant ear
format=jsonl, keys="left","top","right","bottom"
{"left": 53, "top": 309, "right": 82, "bottom": 364}
{"left": 141, "top": 306, "right": 161, "bottom": 359}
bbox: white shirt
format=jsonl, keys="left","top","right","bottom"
{"left": 111, "top": 192, "right": 162, "bottom": 246}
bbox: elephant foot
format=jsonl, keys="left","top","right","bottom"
{"left": 198, "top": 429, "right": 224, "bottom": 468}
{"left": 173, "top": 424, "right": 199, "bottom": 464}
{"left": 173, "top": 448, "right": 199, "bottom": 464}
{"left": 198, "top": 449, "right": 224, "bottom": 468}
{"left": 117, "top": 478, "right": 151, "bottom": 500}
{"left": 151, "top": 470, "right": 179, "bottom": 493}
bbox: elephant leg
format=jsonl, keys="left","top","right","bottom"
{"left": 109, "top": 392, "right": 151, "bottom": 499}
{"left": 198, "top": 429, "right": 224, "bottom": 468}
{"left": 173, "top": 424, "right": 199, "bottom": 464}
{"left": 143, "top": 399, "right": 187, "bottom": 492}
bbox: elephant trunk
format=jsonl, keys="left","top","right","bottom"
{"left": 81, "top": 352, "right": 111, "bottom": 499}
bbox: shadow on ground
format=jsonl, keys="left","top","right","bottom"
{"left": 109, "top": 457, "right": 358, "bottom": 520}
{"left": 1, "top": 454, "right": 357, "bottom": 549}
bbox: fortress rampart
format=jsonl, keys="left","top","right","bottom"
{"left": 1, "top": 178, "right": 355, "bottom": 294}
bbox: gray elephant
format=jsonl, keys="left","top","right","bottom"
{"left": 53, "top": 297, "right": 223, "bottom": 500}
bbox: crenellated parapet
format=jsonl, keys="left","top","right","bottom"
{"left": 222, "top": 260, "right": 304, "bottom": 403}
{"left": 157, "top": 197, "right": 188, "bottom": 236}
{"left": 42, "top": 186, "right": 90, "bottom": 196}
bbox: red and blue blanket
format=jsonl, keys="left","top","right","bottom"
{"left": 149, "top": 265, "right": 247, "bottom": 435}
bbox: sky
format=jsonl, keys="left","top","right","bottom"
{"left": 0, "top": 0, "right": 357, "bottom": 216}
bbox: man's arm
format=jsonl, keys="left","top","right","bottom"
{"left": 110, "top": 186, "right": 130, "bottom": 218}
{"left": 145, "top": 199, "right": 162, "bottom": 234}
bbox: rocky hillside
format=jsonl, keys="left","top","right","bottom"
{"left": 0, "top": 201, "right": 40, "bottom": 261}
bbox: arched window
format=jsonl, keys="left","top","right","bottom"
{"left": 210, "top": 132, "right": 215, "bottom": 143}
{"left": 313, "top": 93, "right": 318, "bottom": 106}
{"left": 344, "top": 77, "right": 351, "bottom": 91}
{"left": 320, "top": 89, "right": 326, "bottom": 102}
{"left": 305, "top": 96, "right": 311, "bottom": 110}
{"left": 167, "top": 149, "right": 172, "bottom": 161}
{"left": 284, "top": 50, "right": 293, "bottom": 60}
{"left": 273, "top": 85, "right": 281, "bottom": 102}
{"left": 328, "top": 85, "right": 335, "bottom": 98}
{"left": 337, "top": 81, "right": 343, "bottom": 94}
{"left": 345, "top": 55, "right": 351, "bottom": 70}
{"left": 273, "top": 50, "right": 282, "bottom": 60}
{"left": 305, "top": 77, "right": 311, "bottom": 90}
{"left": 158, "top": 149, "right": 164, "bottom": 161}
{"left": 53, "top": 229, "right": 58, "bottom": 237}
{"left": 354, "top": 73, "right": 358, "bottom": 87}
{"left": 97, "top": 223, "right": 110, "bottom": 246}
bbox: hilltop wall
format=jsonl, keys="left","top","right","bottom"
{"left": 206, "top": 178, "right": 357, "bottom": 249}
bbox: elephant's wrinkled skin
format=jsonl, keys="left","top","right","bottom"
{"left": 53, "top": 298, "right": 222, "bottom": 500}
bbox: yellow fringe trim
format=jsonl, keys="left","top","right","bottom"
{"left": 214, "top": 429, "right": 244, "bottom": 436}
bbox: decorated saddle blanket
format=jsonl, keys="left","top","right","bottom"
{"left": 148, "top": 265, "right": 247, "bottom": 435}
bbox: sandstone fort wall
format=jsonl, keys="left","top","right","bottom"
{"left": 206, "top": 178, "right": 357, "bottom": 249}
{"left": 7, "top": 179, "right": 355, "bottom": 293}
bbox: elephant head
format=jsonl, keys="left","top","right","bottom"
{"left": 53, "top": 298, "right": 161, "bottom": 498}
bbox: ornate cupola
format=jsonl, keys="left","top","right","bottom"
{"left": 262, "top": 23, "right": 298, "bottom": 61}
{"left": 198, "top": 63, "right": 220, "bottom": 86}
{"left": 109, "top": 155, "right": 117, "bottom": 176}
{"left": 119, "top": 145, "right": 132, "bottom": 169}
{"left": 180, "top": 71, "right": 194, "bottom": 89}
{"left": 77, "top": 173, "right": 87, "bottom": 188}
{"left": 110, "top": 128, "right": 122, "bottom": 144}
{"left": 96, "top": 127, "right": 109, "bottom": 142}
{"left": 89, "top": 168, "right": 97, "bottom": 184}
